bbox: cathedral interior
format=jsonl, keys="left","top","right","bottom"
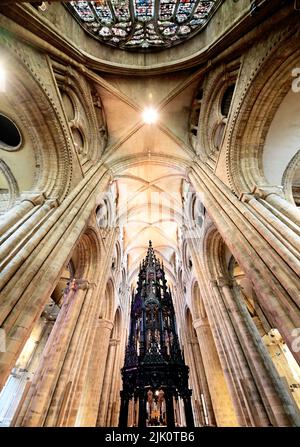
{"left": 0, "top": 0, "right": 300, "bottom": 428}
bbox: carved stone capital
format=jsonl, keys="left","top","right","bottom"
{"left": 97, "top": 318, "right": 114, "bottom": 331}
{"left": 209, "top": 279, "right": 218, "bottom": 288}
{"left": 68, "top": 278, "right": 96, "bottom": 292}
{"left": 239, "top": 192, "right": 254, "bottom": 203}
{"left": 20, "top": 191, "right": 46, "bottom": 206}
{"left": 217, "top": 276, "right": 232, "bottom": 288}
{"left": 46, "top": 197, "right": 60, "bottom": 208}
{"left": 193, "top": 318, "right": 209, "bottom": 330}
{"left": 252, "top": 185, "right": 284, "bottom": 200}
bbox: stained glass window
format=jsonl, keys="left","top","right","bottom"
{"left": 66, "top": 0, "right": 222, "bottom": 51}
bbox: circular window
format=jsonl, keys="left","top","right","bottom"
{"left": 0, "top": 114, "right": 22, "bottom": 151}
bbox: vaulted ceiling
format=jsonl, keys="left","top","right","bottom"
{"left": 95, "top": 69, "right": 199, "bottom": 283}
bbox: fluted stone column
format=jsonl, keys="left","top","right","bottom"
{"left": 189, "top": 162, "right": 300, "bottom": 368}
{"left": 105, "top": 338, "right": 121, "bottom": 426}
{"left": 183, "top": 339, "right": 203, "bottom": 426}
{"left": 78, "top": 318, "right": 113, "bottom": 426}
{"left": 110, "top": 333, "right": 127, "bottom": 426}
{"left": 186, "top": 236, "right": 249, "bottom": 426}
{"left": 251, "top": 185, "right": 300, "bottom": 227}
{"left": 45, "top": 283, "right": 99, "bottom": 427}
{"left": 190, "top": 336, "right": 216, "bottom": 426}
{"left": 0, "top": 164, "right": 110, "bottom": 392}
{"left": 97, "top": 338, "right": 119, "bottom": 426}
{"left": 0, "top": 191, "right": 46, "bottom": 239}
{"left": 209, "top": 279, "right": 254, "bottom": 426}
{"left": 193, "top": 317, "right": 238, "bottom": 426}
{"left": 220, "top": 278, "right": 300, "bottom": 426}
{"left": 14, "top": 280, "right": 89, "bottom": 426}
{"left": 0, "top": 197, "right": 59, "bottom": 288}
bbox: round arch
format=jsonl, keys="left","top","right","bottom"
{"left": 0, "top": 44, "right": 73, "bottom": 202}
{"left": 225, "top": 27, "right": 300, "bottom": 195}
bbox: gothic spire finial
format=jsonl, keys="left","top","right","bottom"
{"left": 121, "top": 241, "right": 192, "bottom": 428}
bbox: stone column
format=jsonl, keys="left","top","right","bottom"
{"left": 240, "top": 189, "right": 300, "bottom": 250}
{"left": 0, "top": 197, "right": 58, "bottom": 288}
{"left": 97, "top": 338, "right": 119, "bottom": 426}
{"left": 14, "top": 280, "right": 88, "bottom": 426}
{"left": 190, "top": 336, "right": 216, "bottom": 426}
{"left": 252, "top": 185, "right": 300, "bottom": 227}
{"left": 189, "top": 163, "right": 300, "bottom": 368}
{"left": 209, "top": 279, "right": 253, "bottom": 426}
{"left": 78, "top": 318, "right": 114, "bottom": 426}
{"left": 0, "top": 191, "right": 46, "bottom": 241}
{"left": 0, "top": 164, "right": 110, "bottom": 392}
{"left": 104, "top": 338, "right": 121, "bottom": 426}
{"left": 183, "top": 338, "right": 204, "bottom": 426}
{"left": 41, "top": 228, "right": 118, "bottom": 427}
{"left": 46, "top": 283, "right": 99, "bottom": 427}
{"left": 193, "top": 317, "right": 238, "bottom": 426}
{"left": 219, "top": 278, "right": 300, "bottom": 426}
{"left": 186, "top": 236, "right": 247, "bottom": 426}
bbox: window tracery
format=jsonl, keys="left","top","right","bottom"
{"left": 66, "top": 0, "right": 222, "bottom": 50}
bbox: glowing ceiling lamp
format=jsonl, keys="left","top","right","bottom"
{"left": 142, "top": 107, "right": 158, "bottom": 125}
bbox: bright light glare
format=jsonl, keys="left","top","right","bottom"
{"left": 142, "top": 107, "right": 158, "bottom": 124}
{"left": 0, "top": 63, "right": 6, "bottom": 93}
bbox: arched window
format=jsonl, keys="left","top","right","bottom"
{"left": 213, "top": 83, "right": 235, "bottom": 152}
{"left": 190, "top": 87, "right": 203, "bottom": 147}
{"left": 221, "top": 84, "right": 235, "bottom": 117}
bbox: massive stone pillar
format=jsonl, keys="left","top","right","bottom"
{"left": 78, "top": 318, "right": 114, "bottom": 426}
{"left": 10, "top": 220, "right": 117, "bottom": 427}
{"left": 250, "top": 185, "right": 300, "bottom": 227}
{"left": 109, "top": 327, "right": 127, "bottom": 427}
{"left": 189, "top": 161, "right": 300, "bottom": 368}
{"left": 184, "top": 339, "right": 206, "bottom": 426}
{"left": 190, "top": 337, "right": 216, "bottom": 426}
{"left": 186, "top": 230, "right": 300, "bottom": 426}
{"left": 0, "top": 164, "right": 110, "bottom": 393}
{"left": 222, "top": 279, "right": 300, "bottom": 426}
{"left": 0, "top": 191, "right": 46, "bottom": 237}
{"left": 13, "top": 279, "right": 92, "bottom": 426}
{"left": 99, "top": 338, "right": 121, "bottom": 426}
{"left": 193, "top": 317, "right": 238, "bottom": 426}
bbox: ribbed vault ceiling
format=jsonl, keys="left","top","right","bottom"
{"left": 96, "top": 69, "right": 198, "bottom": 283}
